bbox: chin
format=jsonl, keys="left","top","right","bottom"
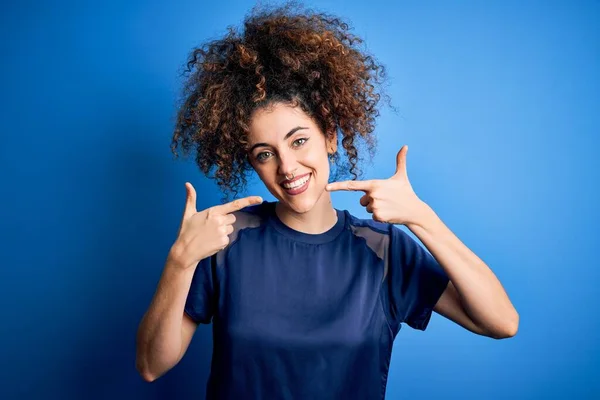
{"left": 281, "top": 197, "right": 317, "bottom": 214}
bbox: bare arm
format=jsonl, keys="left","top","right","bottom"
{"left": 135, "top": 183, "right": 263, "bottom": 382}
{"left": 135, "top": 251, "right": 198, "bottom": 382}
{"left": 326, "top": 146, "right": 518, "bottom": 339}
{"left": 408, "top": 204, "right": 519, "bottom": 339}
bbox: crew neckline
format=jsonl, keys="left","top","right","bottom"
{"left": 266, "top": 201, "right": 346, "bottom": 244}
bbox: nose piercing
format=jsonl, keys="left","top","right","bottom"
{"left": 285, "top": 172, "right": 295, "bottom": 180}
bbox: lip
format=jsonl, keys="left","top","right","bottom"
{"left": 279, "top": 172, "right": 311, "bottom": 186}
{"left": 280, "top": 173, "right": 311, "bottom": 196}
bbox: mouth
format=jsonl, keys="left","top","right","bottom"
{"left": 279, "top": 173, "right": 311, "bottom": 196}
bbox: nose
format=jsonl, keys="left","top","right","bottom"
{"left": 277, "top": 150, "right": 298, "bottom": 180}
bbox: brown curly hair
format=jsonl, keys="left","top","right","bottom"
{"left": 171, "top": 1, "right": 390, "bottom": 199}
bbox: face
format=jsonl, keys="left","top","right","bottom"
{"left": 247, "top": 102, "right": 336, "bottom": 214}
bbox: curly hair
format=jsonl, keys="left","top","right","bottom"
{"left": 171, "top": 1, "right": 390, "bottom": 199}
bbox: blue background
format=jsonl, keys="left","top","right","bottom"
{"left": 1, "top": 0, "right": 598, "bottom": 399}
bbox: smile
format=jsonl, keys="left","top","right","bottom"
{"left": 280, "top": 173, "right": 311, "bottom": 195}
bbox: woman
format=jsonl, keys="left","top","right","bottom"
{"left": 136, "top": 3, "right": 519, "bottom": 399}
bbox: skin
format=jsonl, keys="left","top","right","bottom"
{"left": 138, "top": 99, "right": 518, "bottom": 382}
{"left": 248, "top": 102, "right": 519, "bottom": 339}
{"left": 136, "top": 190, "right": 262, "bottom": 382}
{"left": 247, "top": 102, "right": 339, "bottom": 234}
{"left": 325, "top": 146, "right": 519, "bottom": 339}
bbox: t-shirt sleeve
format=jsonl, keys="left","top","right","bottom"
{"left": 184, "top": 255, "right": 216, "bottom": 324}
{"left": 386, "top": 225, "right": 450, "bottom": 331}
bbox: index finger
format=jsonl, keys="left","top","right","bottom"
{"left": 212, "top": 195, "right": 263, "bottom": 214}
{"left": 326, "top": 180, "right": 374, "bottom": 192}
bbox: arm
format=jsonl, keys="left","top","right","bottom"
{"left": 407, "top": 203, "right": 519, "bottom": 339}
{"left": 326, "top": 145, "right": 518, "bottom": 339}
{"left": 135, "top": 184, "right": 260, "bottom": 381}
{"left": 135, "top": 249, "right": 199, "bottom": 382}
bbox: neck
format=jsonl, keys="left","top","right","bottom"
{"left": 275, "top": 192, "right": 338, "bottom": 234}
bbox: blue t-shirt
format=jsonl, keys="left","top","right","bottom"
{"left": 185, "top": 201, "right": 449, "bottom": 399}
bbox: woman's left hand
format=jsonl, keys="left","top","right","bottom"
{"left": 326, "top": 145, "right": 431, "bottom": 226}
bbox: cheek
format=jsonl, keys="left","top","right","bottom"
{"left": 254, "top": 166, "right": 269, "bottom": 181}
{"left": 308, "top": 153, "right": 330, "bottom": 180}
{"left": 253, "top": 163, "right": 277, "bottom": 186}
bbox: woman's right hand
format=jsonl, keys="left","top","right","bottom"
{"left": 169, "top": 182, "right": 263, "bottom": 269}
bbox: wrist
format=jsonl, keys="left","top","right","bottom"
{"left": 406, "top": 200, "right": 438, "bottom": 230}
{"left": 167, "top": 243, "right": 199, "bottom": 270}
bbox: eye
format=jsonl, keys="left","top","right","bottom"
{"left": 292, "top": 137, "right": 308, "bottom": 147}
{"left": 256, "top": 151, "right": 273, "bottom": 162}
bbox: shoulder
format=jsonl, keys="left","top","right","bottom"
{"left": 342, "top": 210, "right": 400, "bottom": 260}
{"left": 229, "top": 200, "right": 272, "bottom": 234}
{"left": 213, "top": 201, "right": 272, "bottom": 258}
{"left": 344, "top": 209, "right": 394, "bottom": 236}
{"left": 343, "top": 210, "right": 417, "bottom": 256}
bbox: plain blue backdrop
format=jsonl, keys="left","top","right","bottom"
{"left": 1, "top": 0, "right": 598, "bottom": 399}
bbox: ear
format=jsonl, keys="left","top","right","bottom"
{"left": 326, "top": 130, "right": 338, "bottom": 153}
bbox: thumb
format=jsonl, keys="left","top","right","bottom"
{"left": 183, "top": 182, "right": 197, "bottom": 219}
{"left": 393, "top": 145, "right": 409, "bottom": 180}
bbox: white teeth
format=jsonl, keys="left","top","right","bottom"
{"left": 283, "top": 174, "right": 309, "bottom": 189}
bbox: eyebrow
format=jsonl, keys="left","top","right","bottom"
{"left": 248, "top": 126, "right": 309, "bottom": 153}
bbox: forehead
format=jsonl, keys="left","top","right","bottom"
{"left": 248, "top": 103, "right": 317, "bottom": 140}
